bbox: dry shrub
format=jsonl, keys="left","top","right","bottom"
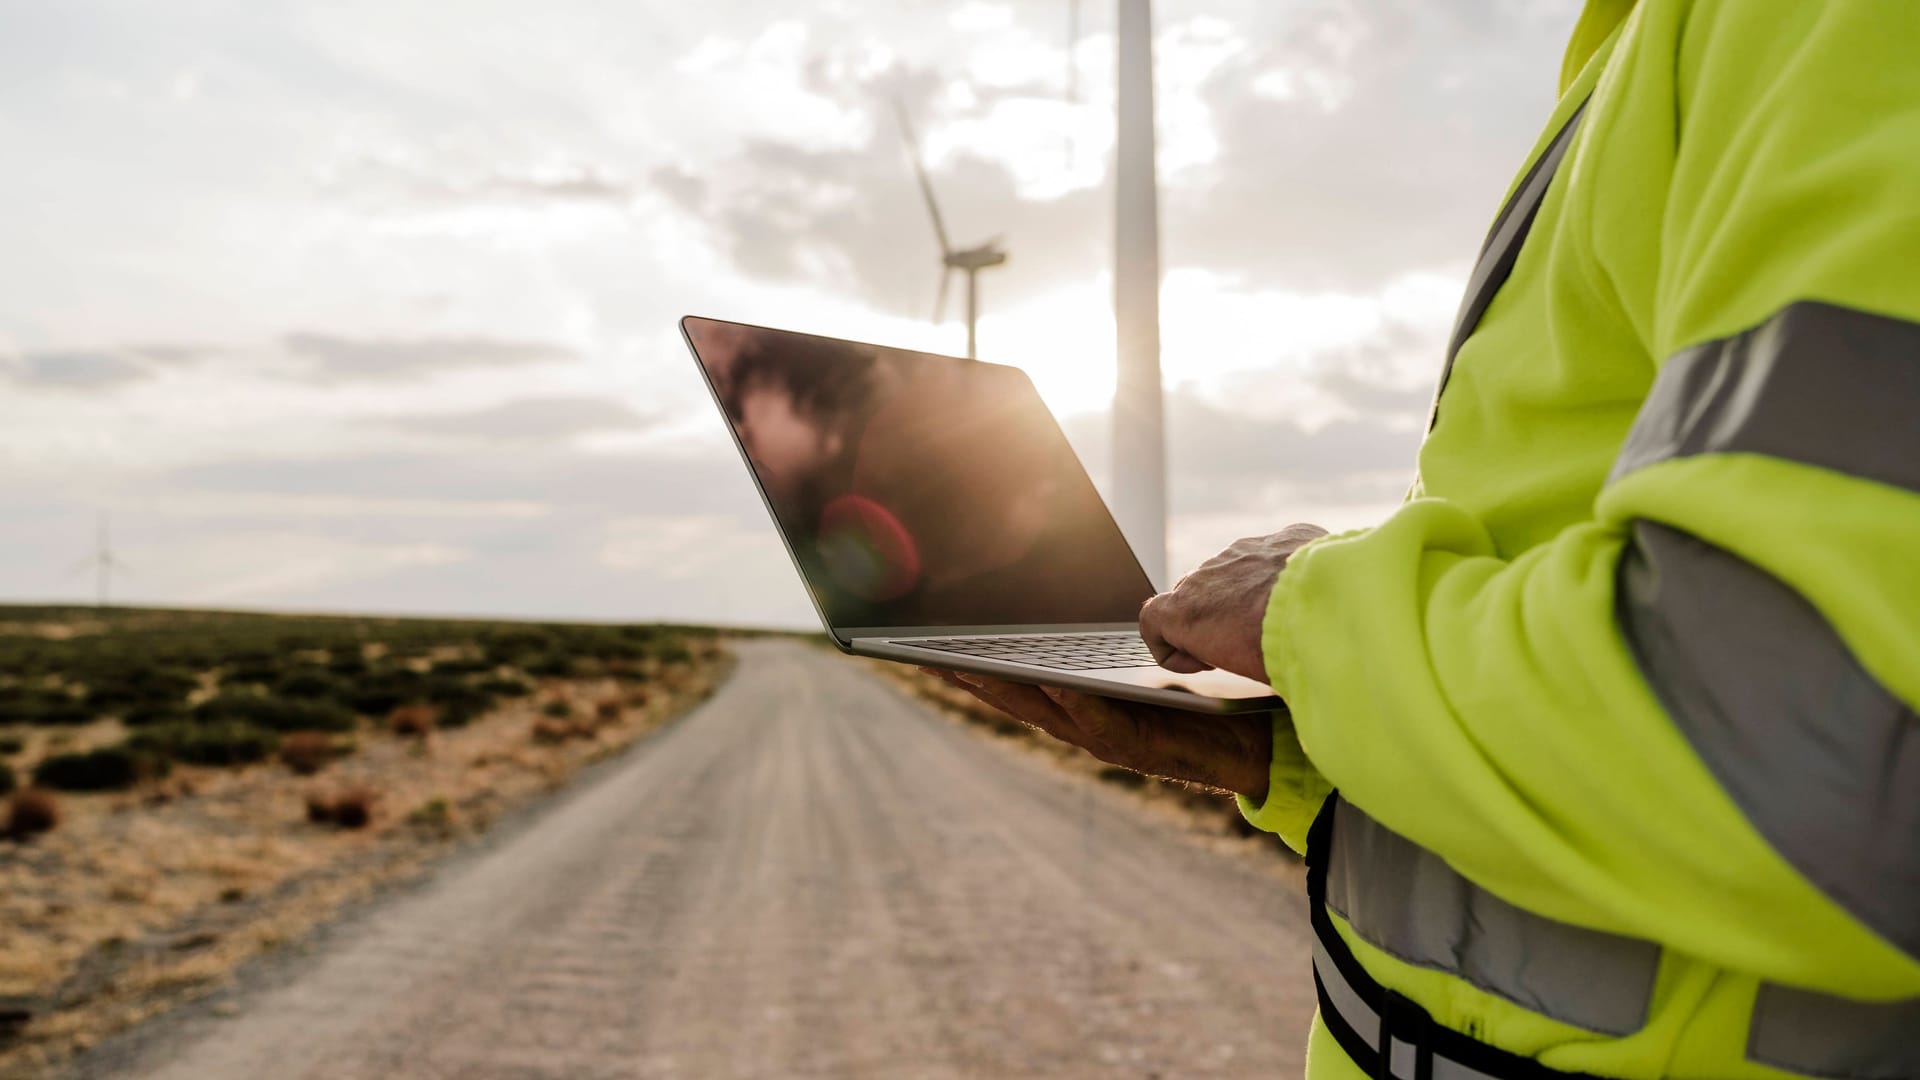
{"left": 594, "top": 701, "right": 623, "bottom": 724}
{"left": 623, "top": 687, "right": 651, "bottom": 709}
{"left": 531, "top": 718, "right": 572, "bottom": 745}
{"left": 407, "top": 796, "right": 452, "bottom": 832}
{"left": 332, "top": 786, "right": 377, "bottom": 828}
{"left": 306, "top": 784, "right": 379, "bottom": 829}
{"left": 5, "top": 787, "right": 61, "bottom": 839}
{"left": 280, "top": 731, "right": 335, "bottom": 776}
{"left": 389, "top": 704, "right": 436, "bottom": 738}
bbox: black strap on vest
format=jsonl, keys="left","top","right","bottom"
{"left": 1304, "top": 796, "right": 1606, "bottom": 1080}
{"left": 1429, "top": 96, "right": 1592, "bottom": 430}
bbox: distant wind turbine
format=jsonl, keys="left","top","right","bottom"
{"left": 894, "top": 99, "right": 1008, "bottom": 360}
{"left": 68, "top": 513, "right": 128, "bottom": 609}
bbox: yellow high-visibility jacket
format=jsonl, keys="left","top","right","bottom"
{"left": 1238, "top": 2, "right": 1920, "bottom": 1077}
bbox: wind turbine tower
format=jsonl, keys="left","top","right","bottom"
{"left": 71, "top": 513, "right": 126, "bottom": 609}
{"left": 1112, "top": 0, "right": 1168, "bottom": 587}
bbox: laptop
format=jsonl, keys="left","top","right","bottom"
{"left": 682, "top": 315, "right": 1282, "bottom": 715}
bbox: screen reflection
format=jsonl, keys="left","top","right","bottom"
{"left": 686, "top": 318, "right": 1153, "bottom": 629}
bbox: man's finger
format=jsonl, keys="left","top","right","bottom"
{"left": 941, "top": 670, "right": 1070, "bottom": 726}
{"left": 1038, "top": 686, "right": 1155, "bottom": 762}
{"left": 1156, "top": 650, "right": 1211, "bottom": 674}
{"left": 1138, "top": 592, "right": 1182, "bottom": 666}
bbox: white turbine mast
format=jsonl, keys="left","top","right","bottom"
{"left": 68, "top": 512, "right": 127, "bottom": 609}
{"left": 1111, "top": 0, "right": 1168, "bottom": 588}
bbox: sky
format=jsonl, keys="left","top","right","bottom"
{"left": 0, "top": 0, "right": 1580, "bottom": 628}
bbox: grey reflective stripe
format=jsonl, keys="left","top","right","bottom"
{"left": 1750, "top": 982, "right": 1920, "bottom": 1080}
{"left": 1326, "top": 799, "right": 1658, "bottom": 1036}
{"left": 1312, "top": 935, "right": 1513, "bottom": 1080}
{"left": 1431, "top": 98, "right": 1591, "bottom": 428}
{"left": 1616, "top": 522, "right": 1920, "bottom": 958}
{"left": 1610, "top": 300, "right": 1920, "bottom": 491}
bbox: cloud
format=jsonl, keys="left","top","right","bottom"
{"left": 2, "top": 349, "right": 155, "bottom": 390}
{"left": 377, "top": 396, "right": 656, "bottom": 441}
{"left": 1180, "top": 1, "right": 1579, "bottom": 289}
{"left": 1169, "top": 390, "right": 1421, "bottom": 513}
{"left": 0, "top": 0, "right": 1577, "bottom": 626}
{"left": 282, "top": 333, "right": 577, "bottom": 384}
{"left": 1065, "top": 385, "right": 1422, "bottom": 518}
{"left": 164, "top": 443, "right": 755, "bottom": 517}
{"left": 663, "top": 0, "right": 1578, "bottom": 313}
{"left": 325, "top": 152, "right": 638, "bottom": 213}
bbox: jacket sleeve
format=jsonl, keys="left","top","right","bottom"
{"left": 1264, "top": 0, "right": 1920, "bottom": 998}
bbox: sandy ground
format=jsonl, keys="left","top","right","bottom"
{"left": 63, "top": 640, "right": 1317, "bottom": 1079}
{"left": 1, "top": 651, "right": 726, "bottom": 1077}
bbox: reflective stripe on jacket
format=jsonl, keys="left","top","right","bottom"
{"left": 1237, "top": 2, "right": 1920, "bottom": 1077}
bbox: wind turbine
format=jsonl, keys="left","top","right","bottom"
{"left": 894, "top": 100, "right": 1008, "bottom": 360}
{"left": 1111, "top": 0, "right": 1168, "bottom": 588}
{"left": 68, "top": 513, "right": 127, "bottom": 609}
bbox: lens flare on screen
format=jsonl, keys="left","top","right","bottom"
{"left": 816, "top": 494, "right": 922, "bottom": 602}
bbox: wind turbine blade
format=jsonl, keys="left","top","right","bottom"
{"left": 892, "top": 98, "right": 954, "bottom": 257}
{"left": 932, "top": 267, "right": 953, "bottom": 324}
{"left": 65, "top": 555, "right": 97, "bottom": 577}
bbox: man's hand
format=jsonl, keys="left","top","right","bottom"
{"left": 921, "top": 671, "right": 1274, "bottom": 800}
{"left": 1138, "top": 523, "right": 1328, "bottom": 682}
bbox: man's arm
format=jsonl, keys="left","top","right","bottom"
{"left": 1154, "top": 0, "right": 1920, "bottom": 997}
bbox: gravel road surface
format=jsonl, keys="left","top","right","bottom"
{"left": 71, "top": 640, "right": 1316, "bottom": 1079}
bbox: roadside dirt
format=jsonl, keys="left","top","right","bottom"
{"left": 1, "top": 651, "right": 729, "bottom": 1078}
{"left": 61, "top": 640, "right": 1316, "bottom": 1080}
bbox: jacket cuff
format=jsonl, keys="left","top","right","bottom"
{"left": 1233, "top": 709, "right": 1332, "bottom": 855}
{"left": 1262, "top": 531, "right": 1348, "bottom": 699}
{"left": 1233, "top": 539, "right": 1340, "bottom": 853}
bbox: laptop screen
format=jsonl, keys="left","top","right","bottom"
{"left": 684, "top": 317, "right": 1155, "bottom": 630}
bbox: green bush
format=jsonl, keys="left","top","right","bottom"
{"left": 33, "top": 746, "right": 166, "bottom": 791}
{"left": 274, "top": 667, "right": 346, "bottom": 701}
{"left": 0, "top": 686, "right": 94, "bottom": 726}
{"left": 524, "top": 653, "right": 575, "bottom": 678}
{"left": 427, "top": 683, "right": 495, "bottom": 728}
{"left": 195, "top": 692, "right": 355, "bottom": 733}
{"left": 326, "top": 651, "right": 370, "bottom": 677}
{"left": 122, "top": 703, "right": 190, "bottom": 727}
{"left": 477, "top": 675, "right": 534, "bottom": 699}
{"left": 0, "top": 761, "right": 15, "bottom": 797}
{"left": 77, "top": 664, "right": 198, "bottom": 713}
{"left": 650, "top": 639, "right": 693, "bottom": 665}
{"left": 130, "top": 722, "right": 278, "bottom": 766}
{"left": 479, "top": 628, "right": 553, "bottom": 667}
{"left": 342, "top": 669, "right": 426, "bottom": 717}
{"left": 221, "top": 650, "right": 285, "bottom": 686}
{"left": 540, "top": 700, "right": 573, "bottom": 719}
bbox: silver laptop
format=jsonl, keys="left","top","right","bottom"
{"left": 682, "top": 316, "right": 1281, "bottom": 715}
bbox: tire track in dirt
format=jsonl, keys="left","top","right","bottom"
{"left": 67, "top": 641, "right": 1316, "bottom": 1079}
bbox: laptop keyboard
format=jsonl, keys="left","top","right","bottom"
{"left": 899, "top": 632, "right": 1160, "bottom": 671}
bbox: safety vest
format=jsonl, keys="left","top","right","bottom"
{"left": 1238, "top": 3, "right": 1920, "bottom": 1077}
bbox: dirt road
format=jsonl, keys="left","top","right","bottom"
{"left": 69, "top": 641, "right": 1316, "bottom": 1079}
